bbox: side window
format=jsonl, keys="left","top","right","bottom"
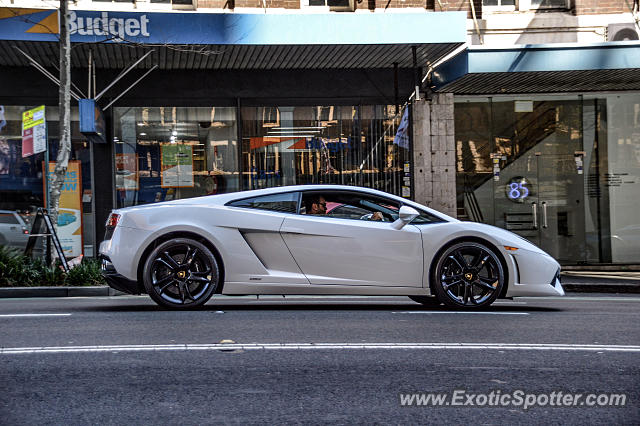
{"left": 301, "top": 191, "right": 400, "bottom": 222}
{"left": 227, "top": 192, "right": 299, "bottom": 213}
{"left": 0, "top": 213, "right": 19, "bottom": 224}
{"left": 407, "top": 205, "right": 445, "bottom": 224}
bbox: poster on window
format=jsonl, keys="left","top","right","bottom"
{"left": 115, "top": 153, "right": 139, "bottom": 190}
{"left": 161, "top": 144, "right": 194, "bottom": 188}
{"left": 43, "top": 161, "right": 83, "bottom": 257}
{"left": 22, "top": 105, "right": 47, "bottom": 158}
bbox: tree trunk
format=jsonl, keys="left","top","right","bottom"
{"left": 48, "top": 0, "right": 71, "bottom": 259}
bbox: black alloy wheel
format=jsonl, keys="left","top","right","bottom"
{"left": 143, "top": 238, "right": 219, "bottom": 309}
{"left": 432, "top": 241, "right": 504, "bottom": 308}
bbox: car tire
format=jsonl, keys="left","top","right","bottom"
{"left": 408, "top": 296, "right": 442, "bottom": 306}
{"left": 432, "top": 241, "right": 504, "bottom": 308}
{"left": 143, "top": 238, "right": 220, "bottom": 309}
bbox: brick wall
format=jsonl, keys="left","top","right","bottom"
{"left": 574, "top": 0, "right": 629, "bottom": 15}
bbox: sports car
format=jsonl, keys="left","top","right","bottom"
{"left": 99, "top": 185, "right": 564, "bottom": 309}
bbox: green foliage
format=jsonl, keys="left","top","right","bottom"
{"left": 0, "top": 245, "right": 105, "bottom": 287}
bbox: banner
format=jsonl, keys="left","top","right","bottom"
{"left": 161, "top": 144, "right": 193, "bottom": 188}
{"left": 44, "top": 161, "right": 83, "bottom": 257}
{"left": 22, "top": 105, "right": 46, "bottom": 157}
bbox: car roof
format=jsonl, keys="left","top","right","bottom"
{"left": 116, "top": 185, "right": 457, "bottom": 222}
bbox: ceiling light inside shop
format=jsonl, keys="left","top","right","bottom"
{"left": 139, "top": 132, "right": 147, "bottom": 136}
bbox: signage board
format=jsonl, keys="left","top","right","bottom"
{"left": 161, "top": 144, "right": 194, "bottom": 188}
{"left": 22, "top": 105, "right": 46, "bottom": 157}
{"left": 43, "top": 161, "right": 84, "bottom": 257}
{"left": 79, "top": 99, "right": 106, "bottom": 143}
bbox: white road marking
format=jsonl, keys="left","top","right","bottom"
{"left": 392, "top": 311, "right": 529, "bottom": 315}
{"left": 2, "top": 342, "right": 639, "bottom": 355}
{"left": 0, "top": 313, "right": 72, "bottom": 318}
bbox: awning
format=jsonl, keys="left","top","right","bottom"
{"left": 0, "top": 8, "right": 467, "bottom": 70}
{"left": 432, "top": 41, "right": 640, "bottom": 94}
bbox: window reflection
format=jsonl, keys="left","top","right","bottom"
{"left": 113, "top": 107, "right": 238, "bottom": 208}
{"left": 240, "top": 105, "right": 408, "bottom": 197}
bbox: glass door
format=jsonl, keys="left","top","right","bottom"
{"left": 494, "top": 152, "right": 587, "bottom": 263}
{"left": 536, "top": 153, "right": 587, "bottom": 263}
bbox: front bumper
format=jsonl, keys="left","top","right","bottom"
{"left": 100, "top": 256, "right": 143, "bottom": 295}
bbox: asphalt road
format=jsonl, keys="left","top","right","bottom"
{"left": 1, "top": 294, "right": 639, "bottom": 424}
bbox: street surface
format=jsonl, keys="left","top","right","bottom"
{"left": 1, "top": 294, "right": 639, "bottom": 424}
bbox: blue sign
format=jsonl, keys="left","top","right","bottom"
{"left": 0, "top": 8, "right": 466, "bottom": 45}
{"left": 79, "top": 99, "right": 106, "bottom": 143}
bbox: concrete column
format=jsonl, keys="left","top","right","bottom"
{"left": 412, "top": 93, "right": 456, "bottom": 217}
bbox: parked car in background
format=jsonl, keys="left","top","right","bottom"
{"left": 0, "top": 210, "right": 29, "bottom": 250}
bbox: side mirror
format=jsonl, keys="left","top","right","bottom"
{"left": 391, "top": 206, "right": 420, "bottom": 230}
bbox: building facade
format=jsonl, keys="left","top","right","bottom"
{"left": 0, "top": 1, "right": 638, "bottom": 265}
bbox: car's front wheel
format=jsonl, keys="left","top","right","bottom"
{"left": 143, "top": 238, "right": 219, "bottom": 309}
{"left": 432, "top": 241, "right": 504, "bottom": 308}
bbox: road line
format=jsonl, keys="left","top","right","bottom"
{"left": 0, "top": 313, "right": 72, "bottom": 318}
{"left": 392, "top": 311, "right": 529, "bottom": 315}
{"left": 2, "top": 342, "right": 640, "bottom": 355}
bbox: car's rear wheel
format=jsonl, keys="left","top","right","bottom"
{"left": 143, "top": 238, "right": 219, "bottom": 309}
{"left": 432, "top": 241, "right": 504, "bottom": 308}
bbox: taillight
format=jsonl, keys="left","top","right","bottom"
{"left": 106, "top": 213, "right": 120, "bottom": 228}
{"left": 22, "top": 227, "right": 29, "bottom": 235}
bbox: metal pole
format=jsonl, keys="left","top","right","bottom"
{"left": 94, "top": 50, "right": 155, "bottom": 101}
{"left": 412, "top": 46, "right": 420, "bottom": 102}
{"left": 393, "top": 62, "right": 399, "bottom": 115}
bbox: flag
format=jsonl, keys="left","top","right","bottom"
{"left": 393, "top": 107, "right": 409, "bottom": 150}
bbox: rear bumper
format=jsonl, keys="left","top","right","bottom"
{"left": 100, "top": 256, "right": 143, "bottom": 295}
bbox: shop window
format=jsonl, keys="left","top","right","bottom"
{"left": 240, "top": 105, "right": 408, "bottom": 197}
{"left": 0, "top": 106, "right": 94, "bottom": 257}
{"left": 113, "top": 107, "right": 239, "bottom": 208}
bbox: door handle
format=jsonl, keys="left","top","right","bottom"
{"left": 531, "top": 202, "right": 538, "bottom": 229}
{"left": 542, "top": 201, "right": 548, "bottom": 229}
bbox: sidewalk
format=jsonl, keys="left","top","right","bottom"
{"left": 560, "top": 271, "right": 640, "bottom": 293}
{"left": 0, "top": 272, "right": 639, "bottom": 298}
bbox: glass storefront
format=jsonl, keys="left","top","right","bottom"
{"left": 455, "top": 93, "right": 640, "bottom": 264}
{"left": 113, "top": 107, "right": 239, "bottom": 208}
{"left": 114, "top": 104, "right": 408, "bottom": 208}
{"left": 240, "top": 105, "right": 407, "bottom": 194}
{"left": 0, "top": 105, "right": 94, "bottom": 256}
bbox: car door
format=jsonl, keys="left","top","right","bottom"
{"left": 225, "top": 191, "right": 310, "bottom": 285}
{"left": 280, "top": 190, "right": 423, "bottom": 287}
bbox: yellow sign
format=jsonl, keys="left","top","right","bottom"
{"left": 22, "top": 105, "right": 46, "bottom": 130}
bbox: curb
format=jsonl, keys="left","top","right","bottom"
{"left": 0, "top": 286, "right": 126, "bottom": 298}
